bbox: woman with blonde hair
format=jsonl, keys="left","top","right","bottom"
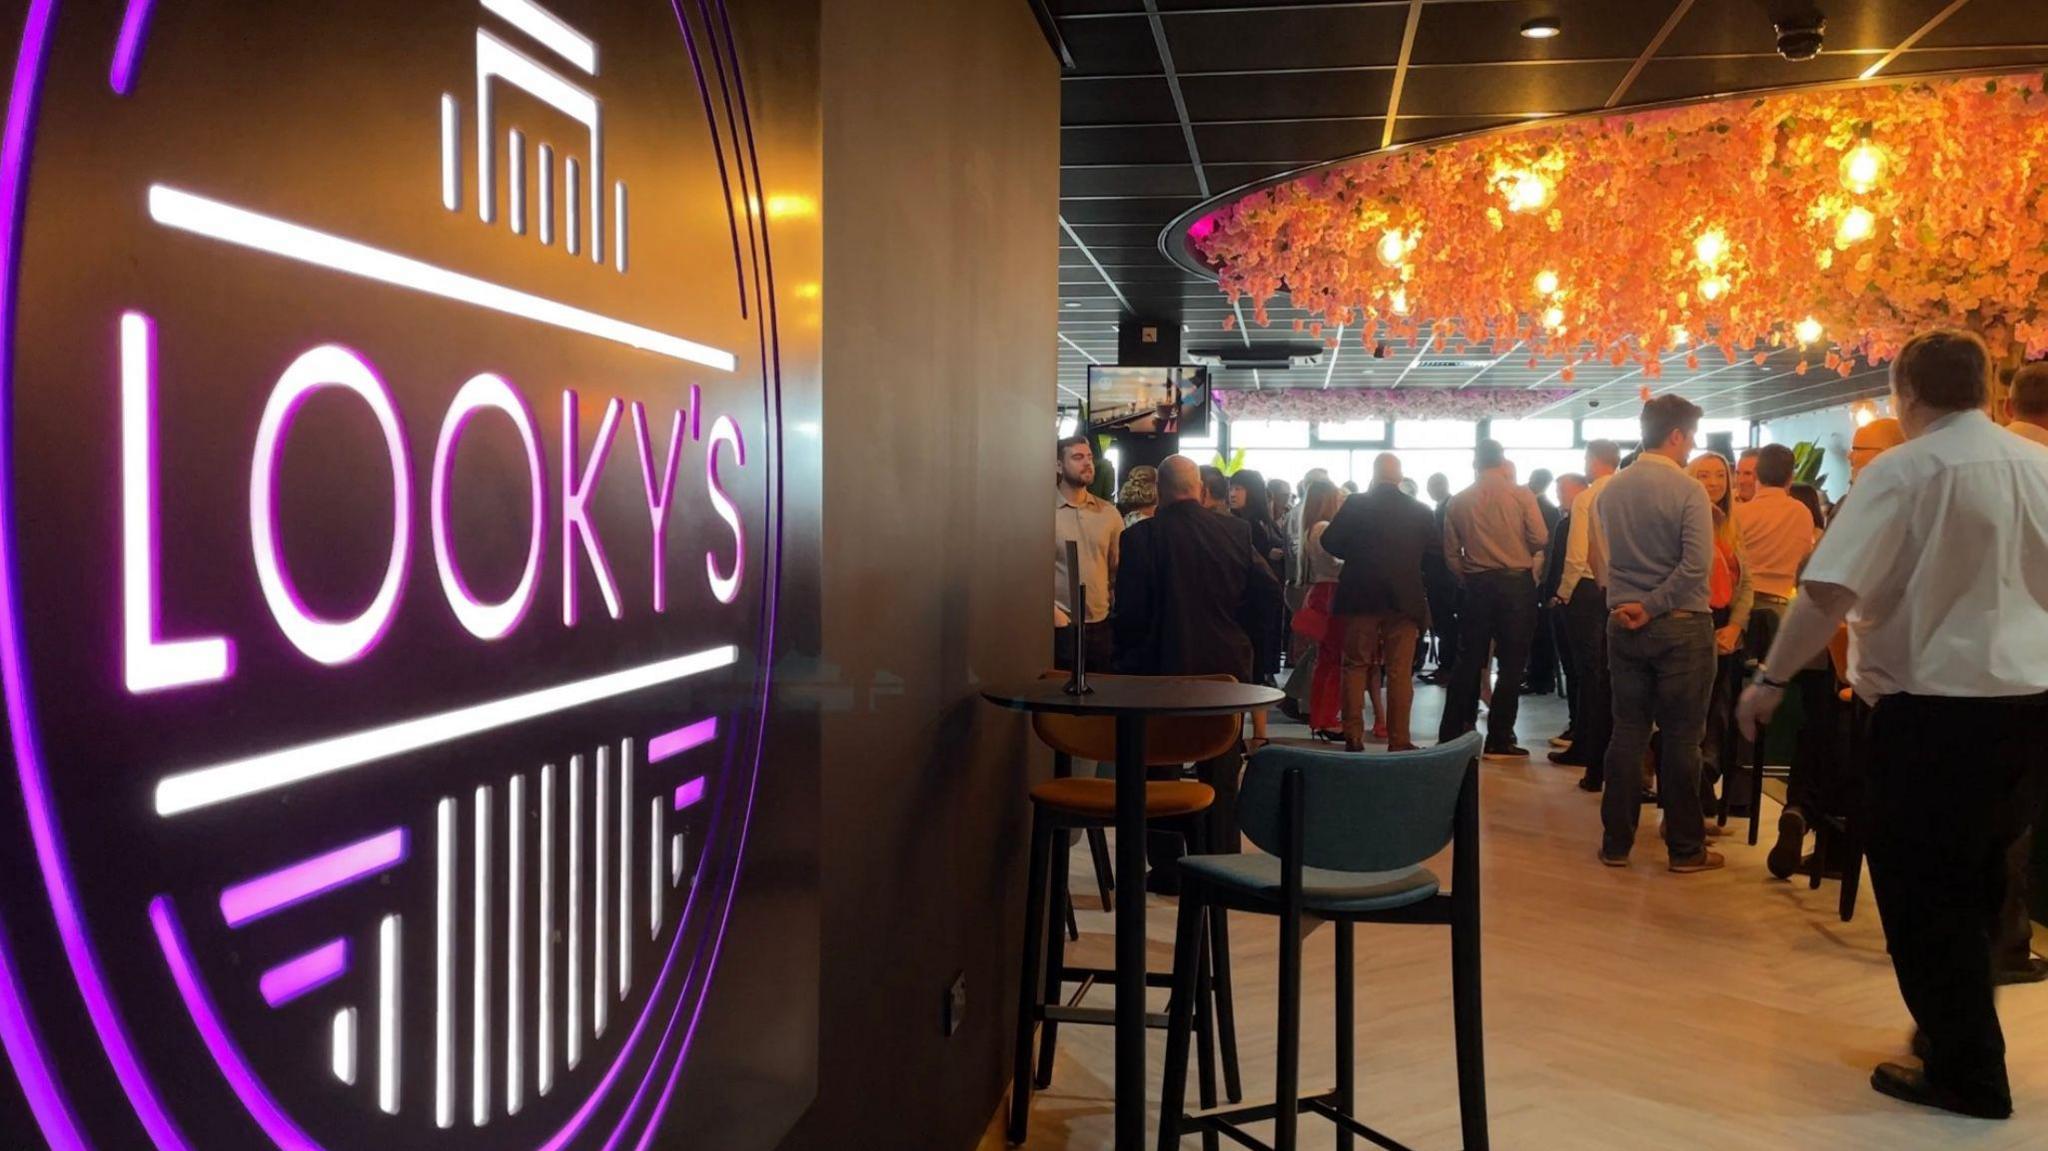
{"left": 1689, "top": 451, "right": 1754, "bottom": 813}
{"left": 1294, "top": 480, "right": 1349, "bottom": 739}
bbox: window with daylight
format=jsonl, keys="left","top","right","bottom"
{"left": 1240, "top": 449, "right": 1353, "bottom": 490}
{"left": 1580, "top": 418, "right": 1642, "bottom": 446}
{"left": 1314, "top": 419, "right": 1388, "bottom": 443}
{"left": 1179, "top": 421, "right": 1220, "bottom": 453}
{"left": 1394, "top": 419, "right": 1478, "bottom": 449}
{"left": 1490, "top": 418, "right": 1574, "bottom": 448}
{"left": 1227, "top": 419, "right": 1312, "bottom": 449}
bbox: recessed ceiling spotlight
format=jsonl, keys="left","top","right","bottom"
{"left": 1062, "top": 300, "right": 1082, "bottom": 308}
{"left": 1520, "top": 17, "right": 1562, "bottom": 40}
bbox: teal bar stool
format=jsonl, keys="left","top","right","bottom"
{"left": 1156, "top": 733, "right": 1488, "bottom": 1151}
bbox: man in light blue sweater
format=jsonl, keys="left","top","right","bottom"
{"left": 1596, "top": 395, "right": 1723, "bottom": 872}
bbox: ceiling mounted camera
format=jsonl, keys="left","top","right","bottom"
{"left": 1766, "top": 3, "right": 1826, "bottom": 61}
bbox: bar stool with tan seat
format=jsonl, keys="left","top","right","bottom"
{"left": 1010, "top": 671, "right": 1246, "bottom": 1145}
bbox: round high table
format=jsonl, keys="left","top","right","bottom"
{"left": 982, "top": 676, "right": 1285, "bottom": 1151}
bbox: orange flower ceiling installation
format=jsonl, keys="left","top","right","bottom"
{"left": 1191, "top": 73, "right": 2048, "bottom": 378}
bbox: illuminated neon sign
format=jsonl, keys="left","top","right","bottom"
{"left": 0, "top": 0, "right": 791, "bottom": 1146}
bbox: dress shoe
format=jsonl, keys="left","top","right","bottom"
{"left": 1577, "top": 777, "right": 1603, "bottom": 793}
{"left": 1482, "top": 744, "right": 1529, "bottom": 761}
{"left": 1549, "top": 732, "right": 1574, "bottom": 748}
{"left": 1869, "top": 1063, "right": 2011, "bottom": 1120}
{"left": 1598, "top": 850, "right": 1629, "bottom": 868}
{"left": 1547, "top": 749, "right": 1585, "bottom": 767}
{"left": 1767, "top": 808, "right": 1808, "bottom": 880}
{"left": 1996, "top": 957, "right": 2048, "bottom": 986}
{"left": 1343, "top": 739, "right": 1366, "bottom": 753}
{"left": 1668, "top": 850, "right": 1727, "bottom": 874}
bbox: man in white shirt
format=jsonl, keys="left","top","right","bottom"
{"left": 1740, "top": 330, "right": 2048, "bottom": 1121}
{"left": 1054, "top": 434, "right": 1121, "bottom": 671}
{"left": 1553, "top": 440, "right": 1619, "bottom": 784}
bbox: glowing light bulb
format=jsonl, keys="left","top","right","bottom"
{"left": 1853, "top": 402, "right": 1876, "bottom": 428}
{"left": 1534, "top": 269, "right": 1560, "bottom": 296}
{"left": 1389, "top": 289, "right": 1410, "bottom": 317}
{"left": 1671, "top": 326, "right": 1691, "bottom": 347}
{"left": 1504, "top": 170, "right": 1551, "bottom": 213}
{"left": 1693, "top": 229, "right": 1727, "bottom": 267}
{"left": 1837, "top": 206, "right": 1876, "bottom": 246}
{"left": 1542, "top": 305, "right": 1566, "bottom": 331}
{"left": 1840, "top": 143, "right": 1887, "bottom": 194}
{"left": 1376, "top": 229, "right": 1408, "bottom": 267}
{"left": 1794, "top": 316, "right": 1824, "bottom": 345}
{"left": 1699, "top": 276, "right": 1728, "bottom": 302}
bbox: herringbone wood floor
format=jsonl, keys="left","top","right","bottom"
{"left": 985, "top": 686, "right": 2048, "bottom": 1151}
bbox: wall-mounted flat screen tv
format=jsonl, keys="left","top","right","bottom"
{"left": 1086, "top": 365, "right": 1211, "bottom": 437}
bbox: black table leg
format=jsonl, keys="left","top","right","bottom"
{"left": 1114, "top": 713, "right": 1150, "bottom": 1151}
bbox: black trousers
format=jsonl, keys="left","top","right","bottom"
{"left": 1526, "top": 602, "right": 1560, "bottom": 692}
{"left": 1865, "top": 691, "right": 2048, "bottom": 1106}
{"left": 1438, "top": 569, "right": 1537, "bottom": 748}
{"left": 1555, "top": 604, "right": 1579, "bottom": 733}
{"left": 1052, "top": 621, "right": 1113, "bottom": 673}
{"left": 1563, "top": 580, "right": 1611, "bottom": 778}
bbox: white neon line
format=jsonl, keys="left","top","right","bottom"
{"left": 378, "top": 915, "right": 399, "bottom": 1114}
{"left": 537, "top": 763, "right": 554, "bottom": 1096}
{"left": 649, "top": 798, "right": 662, "bottom": 937}
{"left": 567, "top": 756, "right": 582, "bottom": 1070}
{"left": 613, "top": 182, "right": 627, "bottom": 273}
{"left": 333, "top": 1007, "right": 357, "bottom": 1086}
{"left": 481, "top": 0, "right": 598, "bottom": 74}
{"left": 436, "top": 798, "right": 455, "bottom": 1129}
{"left": 440, "top": 95, "right": 460, "bottom": 211}
{"left": 670, "top": 832, "right": 683, "bottom": 886}
{"left": 146, "top": 185, "right": 737, "bottom": 373}
{"left": 538, "top": 144, "right": 554, "bottom": 246}
{"left": 508, "top": 128, "right": 525, "bottom": 235}
{"left": 154, "top": 645, "right": 738, "bottom": 815}
{"left": 506, "top": 773, "right": 524, "bottom": 1116}
{"left": 564, "top": 157, "right": 581, "bottom": 257}
{"left": 593, "top": 745, "right": 608, "bottom": 1038}
{"left": 473, "top": 787, "right": 492, "bottom": 1126}
{"left": 618, "top": 739, "right": 631, "bottom": 997}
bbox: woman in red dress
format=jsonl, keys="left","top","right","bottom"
{"left": 1295, "top": 480, "right": 1348, "bottom": 738}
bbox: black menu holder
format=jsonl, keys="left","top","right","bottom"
{"left": 1064, "top": 539, "right": 1093, "bottom": 695}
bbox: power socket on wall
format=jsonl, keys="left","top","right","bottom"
{"left": 944, "top": 972, "right": 967, "bottom": 1036}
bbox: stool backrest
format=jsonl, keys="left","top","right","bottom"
{"left": 1030, "top": 671, "right": 1243, "bottom": 766}
{"left": 1238, "top": 732, "right": 1482, "bottom": 873}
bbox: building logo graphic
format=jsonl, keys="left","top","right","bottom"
{"left": 0, "top": 0, "right": 790, "bottom": 1147}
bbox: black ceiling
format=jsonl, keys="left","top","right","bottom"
{"left": 1050, "top": 0, "right": 2048, "bottom": 420}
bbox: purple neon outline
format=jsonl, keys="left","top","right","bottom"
{"left": 647, "top": 716, "right": 716, "bottom": 762}
{"left": 704, "top": 414, "right": 745, "bottom": 604}
{"left": 0, "top": 5, "right": 789, "bottom": 1147}
{"left": 107, "top": 0, "right": 153, "bottom": 95}
{"left": 249, "top": 344, "right": 413, "bottom": 666}
{"left": 430, "top": 372, "right": 544, "bottom": 640}
{"left": 560, "top": 390, "right": 623, "bottom": 625}
{"left": 0, "top": 907, "right": 86, "bottom": 1150}
{"left": 122, "top": 310, "right": 235, "bottom": 694}
{"left": 634, "top": 3, "right": 788, "bottom": 1140}
{"left": 671, "top": 777, "right": 705, "bottom": 810}
{"left": 0, "top": 0, "right": 189, "bottom": 1144}
{"left": 629, "top": 401, "right": 683, "bottom": 613}
{"left": 257, "top": 939, "right": 347, "bottom": 1007}
{"left": 148, "top": 898, "right": 323, "bottom": 1150}
{"left": 217, "top": 828, "right": 407, "bottom": 928}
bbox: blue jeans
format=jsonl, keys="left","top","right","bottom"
{"left": 1601, "top": 612, "right": 1716, "bottom": 861}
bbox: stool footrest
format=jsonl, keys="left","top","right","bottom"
{"left": 1174, "top": 1091, "right": 1420, "bottom": 1151}
{"left": 1057, "top": 964, "right": 1174, "bottom": 989}
{"left": 1040, "top": 1004, "right": 1169, "bottom": 1028}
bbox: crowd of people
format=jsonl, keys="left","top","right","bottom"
{"left": 1054, "top": 328, "right": 2048, "bottom": 1121}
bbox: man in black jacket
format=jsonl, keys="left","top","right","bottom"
{"left": 1321, "top": 453, "right": 1438, "bottom": 751}
{"left": 1543, "top": 472, "right": 1588, "bottom": 744}
{"left": 1115, "top": 456, "right": 1281, "bottom": 683}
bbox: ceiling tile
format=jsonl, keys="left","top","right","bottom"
{"left": 1397, "top": 59, "right": 1633, "bottom": 116}
{"left": 1195, "top": 118, "right": 1386, "bottom": 163}
{"left": 1063, "top": 164, "right": 1205, "bottom": 197}
{"left": 1919, "top": 1, "right": 2048, "bottom": 48}
{"left": 1060, "top": 195, "right": 1204, "bottom": 224}
{"left": 1062, "top": 124, "right": 1192, "bottom": 164}
{"left": 1621, "top": 51, "right": 1866, "bottom": 106}
{"left": 1411, "top": 0, "right": 1674, "bottom": 65}
{"left": 1179, "top": 70, "right": 1397, "bottom": 121}
{"left": 1657, "top": 0, "right": 1956, "bottom": 58}
{"left": 1062, "top": 76, "right": 1182, "bottom": 125}
{"left": 1163, "top": 6, "right": 1414, "bottom": 73}
{"left": 1057, "top": 15, "right": 1169, "bottom": 73}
